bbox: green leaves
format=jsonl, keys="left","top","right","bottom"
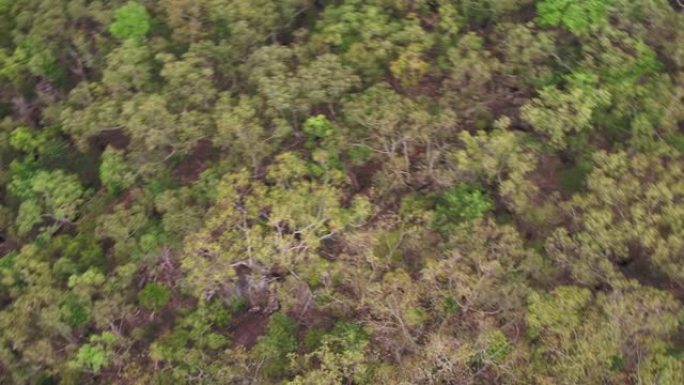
{"left": 537, "top": 0, "right": 613, "bottom": 33}
{"left": 138, "top": 282, "right": 171, "bottom": 310}
{"left": 75, "top": 344, "right": 107, "bottom": 372}
{"left": 109, "top": 2, "right": 151, "bottom": 41}
{"left": 303, "top": 115, "right": 336, "bottom": 140}
{"left": 527, "top": 286, "right": 591, "bottom": 340}
{"left": 10, "top": 169, "right": 90, "bottom": 235}
{"left": 433, "top": 183, "right": 493, "bottom": 233}
{"left": 61, "top": 295, "right": 89, "bottom": 328}
{"left": 15, "top": 199, "right": 42, "bottom": 236}
{"left": 254, "top": 313, "right": 298, "bottom": 377}
{"left": 9, "top": 127, "right": 46, "bottom": 154}
{"left": 71, "top": 332, "right": 119, "bottom": 373}
{"left": 0, "top": 1, "right": 683, "bottom": 384}
{"left": 521, "top": 72, "right": 611, "bottom": 149}
{"left": 99, "top": 146, "right": 135, "bottom": 195}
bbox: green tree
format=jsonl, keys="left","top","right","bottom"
{"left": 71, "top": 332, "right": 119, "bottom": 373}
{"left": 182, "top": 152, "right": 371, "bottom": 299}
{"left": 454, "top": 127, "right": 538, "bottom": 215}
{"left": 99, "top": 146, "right": 135, "bottom": 195}
{"left": 253, "top": 313, "right": 298, "bottom": 378}
{"left": 433, "top": 183, "right": 493, "bottom": 233}
{"left": 138, "top": 282, "right": 170, "bottom": 310}
{"left": 10, "top": 169, "right": 90, "bottom": 235}
{"left": 537, "top": 0, "right": 613, "bottom": 33}
{"left": 109, "top": 2, "right": 151, "bottom": 41}
{"left": 521, "top": 72, "right": 611, "bottom": 149}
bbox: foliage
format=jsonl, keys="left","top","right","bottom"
{"left": 537, "top": 0, "right": 613, "bottom": 33}
{"left": 138, "top": 282, "right": 171, "bottom": 310}
{"left": 109, "top": 2, "right": 151, "bottom": 41}
{"left": 71, "top": 332, "right": 120, "bottom": 373}
{"left": 521, "top": 72, "right": 611, "bottom": 149}
{"left": 99, "top": 146, "right": 135, "bottom": 195}
{"left": 433, "top": 183, "right": 493, "bottom": 233}
{"left": 0, "top": 1, "right": 682, "bottom": 384}
{"left": 9, "top": 168, "right": 90, "bottom": 235}
{"left": 254, "top": 313, "right": 298, "bottom": 377}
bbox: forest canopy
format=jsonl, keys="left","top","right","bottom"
{"left": 0, "top": 1, "right": 683, "bottom": 384}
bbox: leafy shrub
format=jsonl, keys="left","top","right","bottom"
{"left": 537, "top": 0, "right": 612, "bottom": 33}
{"left": 110, "top": 2, "right": 151, "bottom": 41}
{"left": 71, "top": 332, "right": 118, "bottom": 373}
{"left": 61, "top": 295, "right": 89, "bottom": 327}
{"left": 303, "top": 115, "right": 336, "bottom": 140}
{"left": 99, "top": 147, "right": 135, "bottom": 195}
{"left": 433, "top": 183, "right": 493, "bottom": 233}
{"left": 254, "top": 313, "right": 298, "bottom": 377}
{"left": 138, "top": 282, "right": 171, "bottom": 310}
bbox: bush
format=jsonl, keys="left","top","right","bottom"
{"left": 109, "top": 2, "right": 151, "bottom": 41}
{"left": 138, "top": 282, "right": 171, "bottom": 310}
{"left": 433, "top": 183, "right": 493, "bottom": 233}
{"left": 254, "top": 313, "right": 298, "bottom": 377}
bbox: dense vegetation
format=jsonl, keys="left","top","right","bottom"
{"left": 0, "top": 1, "right": 683, "bottom": 384}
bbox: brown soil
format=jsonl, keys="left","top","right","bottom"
{"left": 530, "top": 154, "right": 563, "bottom": 198}
{"left": 230, "top": 311, "right": 271, "bottom": 349}
{"left": 173, "top": 138, "right": 215, "bottom": 183}
{"left": 619, "top": 255, "right": 684, "bottom": 302}
{"left": 0, "top": 239, "right": 17, "bottom": 258}
{"left": 348, "top": 161, "right": 379, "bottom": 195}
{"left": 89, "top": 128, "right": 130, "bottom": 151}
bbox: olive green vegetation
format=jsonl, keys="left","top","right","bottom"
{"left": 0, "top": 0, "right": 683, "bottom": 384}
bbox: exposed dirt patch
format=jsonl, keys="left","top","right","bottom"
{"left": 517, "top": 2, "right": 539, "bottom": 22}
{"left": 319, "top": 235, "right": 347, "bottom": 261}
{"left": 619, "top": 253, "right": 684, "bottom": 302}
{"left": 530, "top": 154, "right": 563, "bottom": 198}
{"left": 348, "top": 161, "right": 378, "bottom": 194}
{"left": 230, "top": 311, "right": 271, "bottom": 349}
{"left": 0, "top": 238, "right": 17, "bottom": 258}
{"left": 115, "top": 188, "right": 138, "bottom": 209}
{"left": 173, "top": 138, "right": 215, "bottom": 183}
{"left": 89, "top": 128, "right": 130, "bottom": 151}
{"left": 416, "top": 73, "right": 445, "bottom": 99}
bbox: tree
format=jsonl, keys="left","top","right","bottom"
{"left": 158, "top": 51, "right": 217, "bottom": 112}
{"left": 521, "top": 72, "right": 611, "bottom": 149}
{"left": 537, "top": 0, "right": 613, "bottom": 33}
{"left": 109, "top": 2, "right": 151, "bottom": 42}
{"left": 432, "top": 183, "right": 493, "bottom": 233}
{"left": 454, "top": 127, "right": 538, "bottom": 214}
{"left": 253, "top": 313, "right": 298, "bottom": 378}
{"left": 311, "top": 0, "right": 431, "bottom": 81}
{"left": 422, "top": 219, "right": 534, "bottom": 319}
{"left": 546, "top": 151, "right": 684, "bottom": 286}
{"left": 95, "top": 196, "right": 151, "bottom": 259}
{"left": 102, "top": 39, "right": 154, "bottom": 95}
{"left": 442, "top": 32, "right": 500, "bottom": 101}
{"left": 526, "top": 284, "right": 682, "bottom": 385}
{"left": 390, "top": 43, "right": 430, "bottom": 88}
{"left": 121, "top": 93, "right": 204, "bottom": 156}
{"left": 494, "top": 22, "right": 556, "bottom": 87}
{"left": 70, "top": 332, "right": 120, "bottom": 373}
{"left": 9, "top": 168, "right": 90, "bottom": 235}
{"left": 288, "top": 323, "right": 371, "bottom": 385}
{"left": 246, "top": 47, "right": 358, "bottom": 123}
{"left": 99, "top": 146, "right": 135, "bottom": 195}
{"left": 343, "top": 83, "right": 433, "bottom": 158}
{"left": 182, "top": 152, "right": 371, "bottom": 299}
{"left": 138, "top": 282, "right": 171, "bottom": 310}
{"left": 213, "top": 94, "right": 279, "bottom": 171}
